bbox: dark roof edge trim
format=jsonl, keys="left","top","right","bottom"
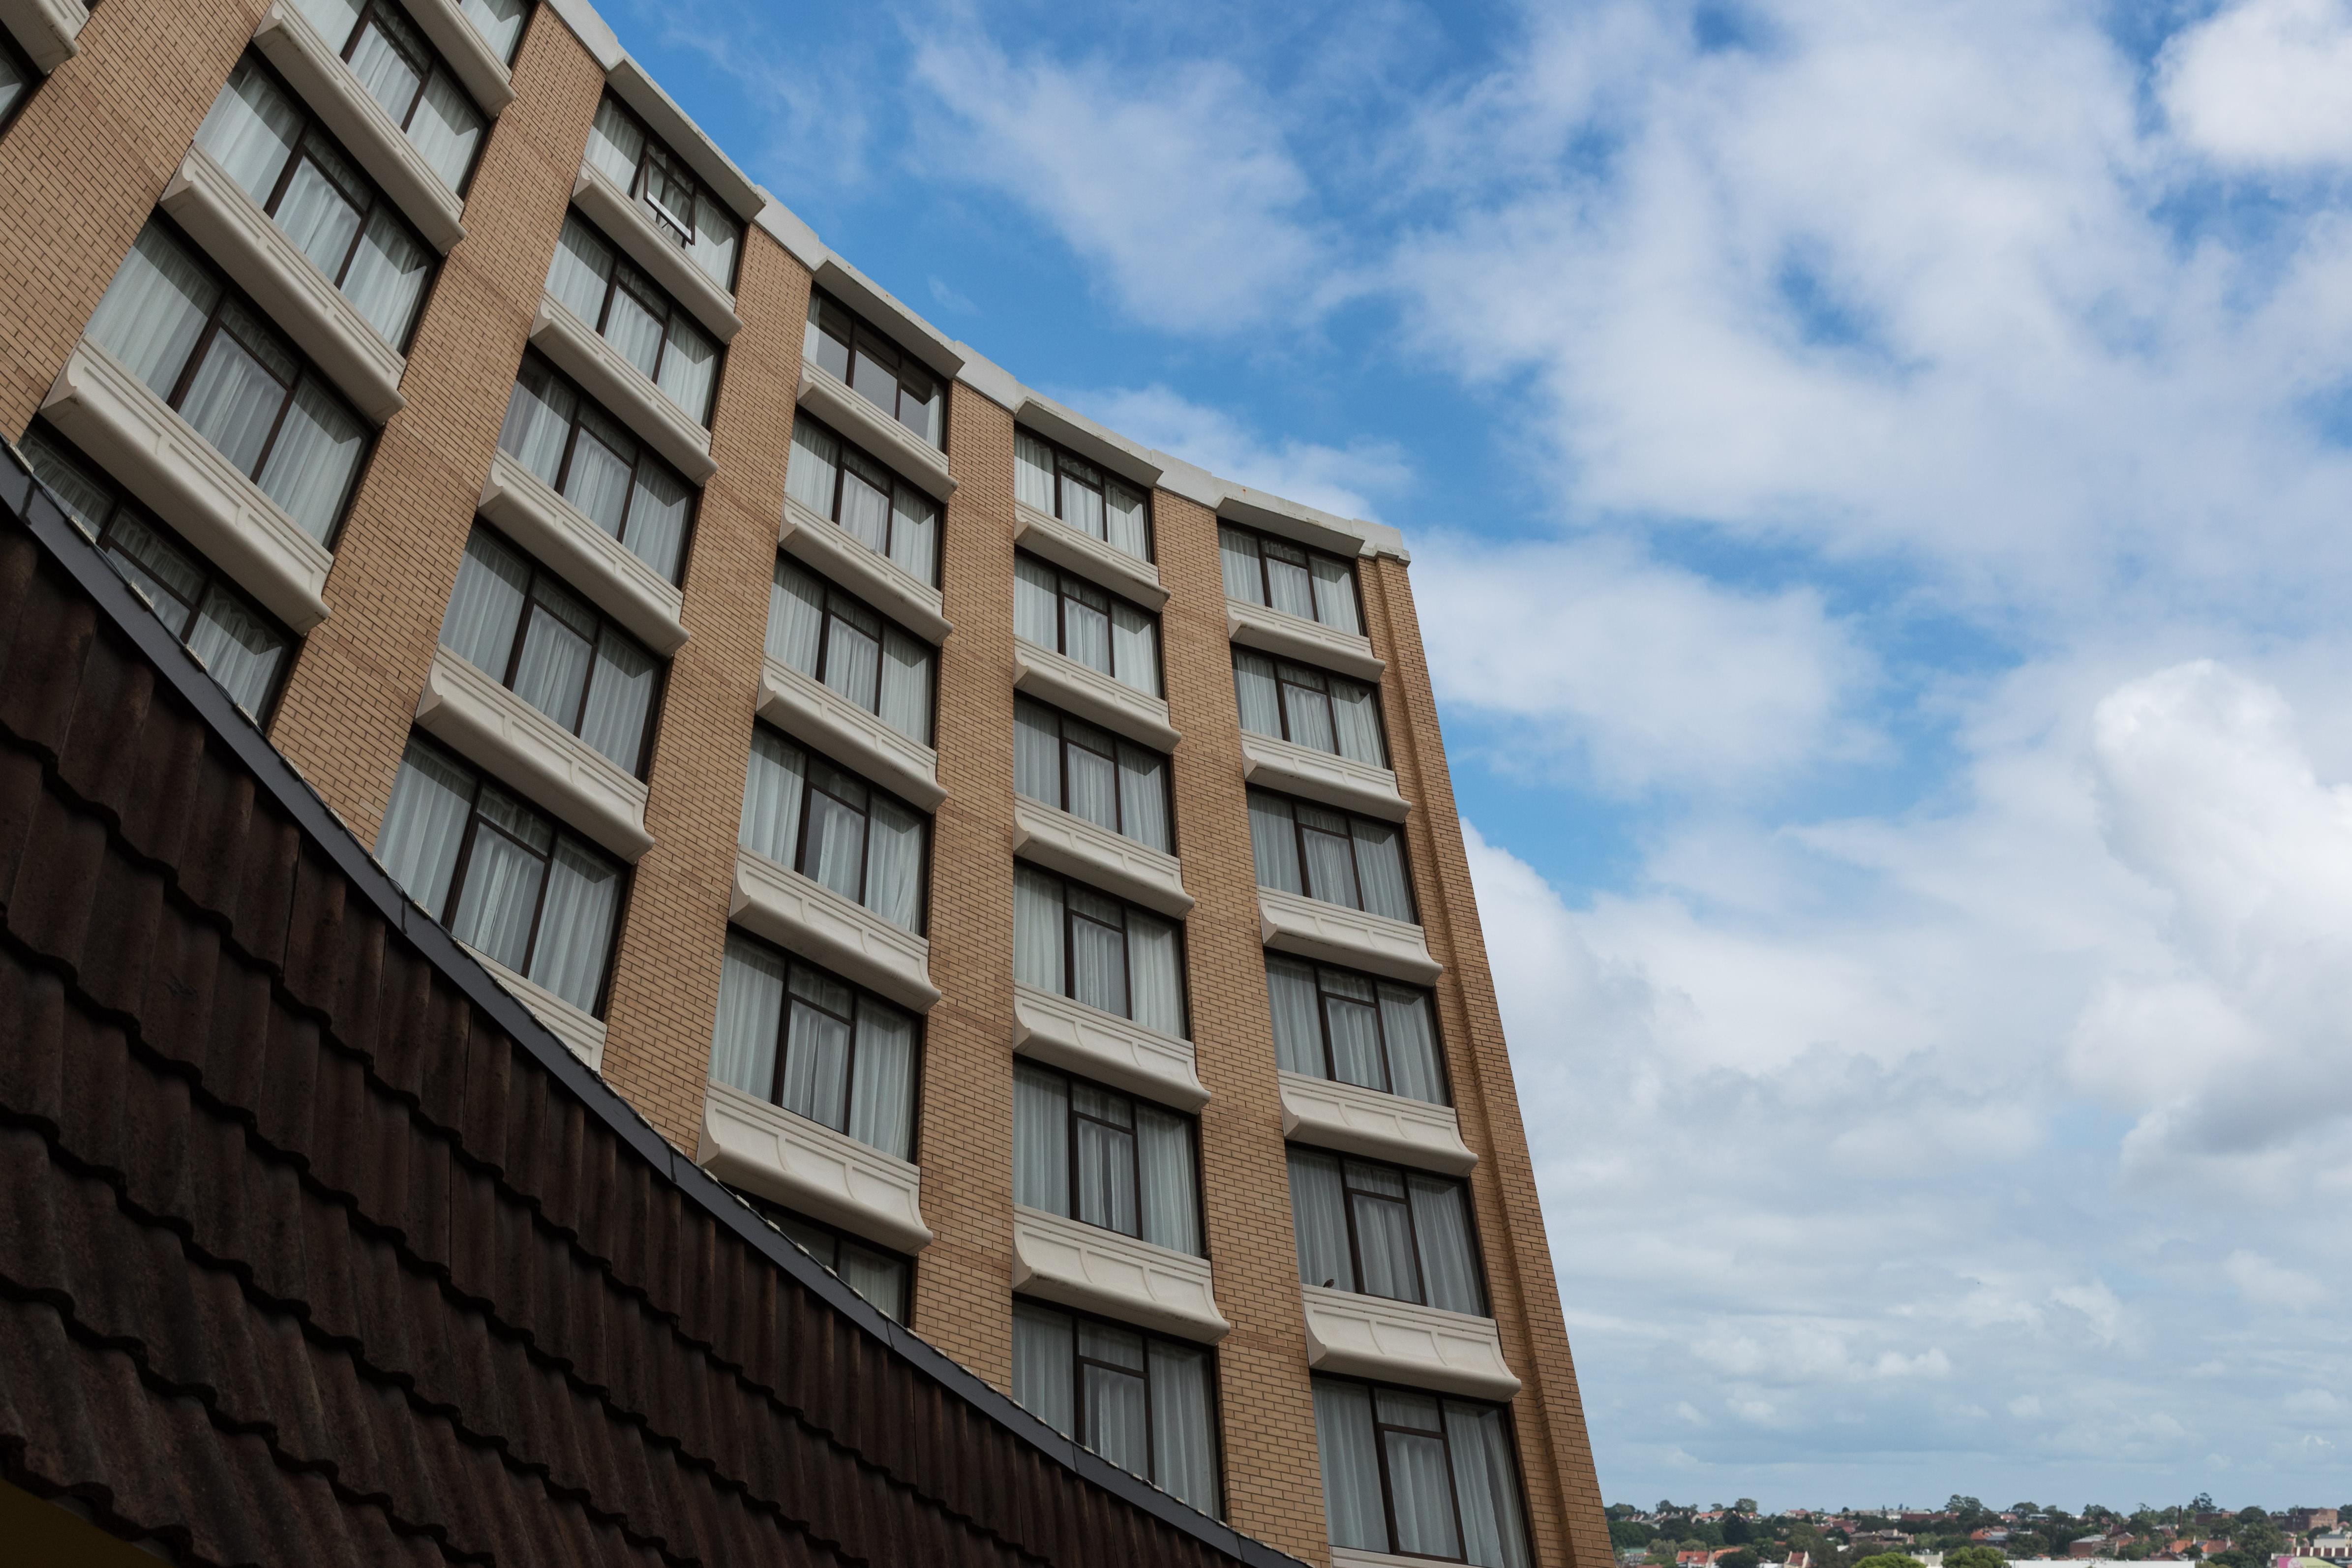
{"left": 0, "top": 439, "right": 1303, "bottom": 1568}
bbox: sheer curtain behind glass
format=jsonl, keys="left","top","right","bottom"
{"left": 1445, "top": 1403, "right": 1533, "bottom": 1568}
{"left": 1381, "top": 1388, "right": 1462, "bottom": 1560}
{"left": 1288, "top": 1150, "right": 1351, "bottom": 1290}
{"left": 1148, "top": 1341, "right": 1217, "bottom": 1514}
{"left": 709, "top": 935, "right": 783, "bottom": 1098}
{"left": 1013, "top": 1063, "right": 1070, "bottom": 1215}
{"left": 375, "top": 740, "right": 472, "bottom": 917}
{"left": 1011, "top": 1302, "right": 1076, "bottom": 1437}
{"left": 1135, "top": 1105, "right": 1199, "bottom": 1254}
{"left": 528, "top": 841, "right": 619, "bottom": 1011}
{"left": 1313, "top": 1380, "right": 1387, "bottom": 1552}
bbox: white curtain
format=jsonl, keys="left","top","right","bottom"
{"left": 1332, "top": 678, "right": 1387, "bottom": 765}
{"left": 375, "top": 741, "right": 474, "bottom": 917}
{"left": 1385, "top": 1413, "right": 1463, "bottom": 1560}
{"left": 803, "top": 778, "right": 866, "bottom": 903}
{"left": 1013, "top": 698, "right": 1059, "bottom": 807}
{"left": 1446, "top": 1403, "right": 1533, "bottom": 1568}
{"left": 847, "top": 1003, "right": 915, "bottom": 1158}
{"left": 1116, "top": 743, "right": 1170, "bottom": 852}
{"left": 1011, "top": 1303, "right": 1076, "bottom": 1436}
{"left": 258, "top": 380, "right": 365, "bottom": 543}
{"left": 1232, "top": 653, "right": 1282, "bottom": 739}
{"left": 688, "top": 194, "right": 740, "bottom": 287}
{"left": 23, "top": 432, "right": 113, "bottom": 537}
{"left": 1136, "top": 1104, "right": 1199, "bottom": 1255}
{"left": 274, "top": 151, "right": 362, "bottom": 284}
{"left": 1064, "top": 735, "right": 1118, "bottom": 833}
{"left": 837, "top": 448, "right": 892, "bottom": 554}
{"left": 90, "top": 225, "right": 218, "bottom": 397}
{"left": 347, "top": 17, "right": 423, "bottom": 126}
{"left": 1067, "top": 888, "right": 1128, "bottom": 1019}
{"left": 1126, "top": 913, "right": 1184, "bottom": 1039}
{"left": 1297, "top": 805, "right": 1361, "bottom": 908}
{"left": 1352, "top": 820, "right": 1413, "bottom": 922}
{"left": 1324, "top": 973, "right": 1387, "bottom": 1088}
{"left": 890, "top": 490, "right": 938, "bottom": 584}
{"left": 527, "top": 838, "right": 619, "bottom": 1012}
{"left": 621, "top": 461, "right": 689, "bottom": 581}
{"left": 439, "top": 529, "right": 527, "bottom": 673}
{"left": 785, "top": 415, "right": 838, "bottom": 518}
{"left": 186, "top": 592, "right": 286, "bottom": 719}
{"left": 188, "top": 324, "right": 292, "bottom": 476}
{"left": 1148, "top": 1341, "right": 1218, "bottom": 1514}
{"left": 709, "top": 935, "right": 784, "bottom": 1097}
{"left": 1379, "top": 986, "right": 1446, "bottom": 1104}
{"left": 660, "top": 317, "right": 721, "bottom": 426}
{"left": 1312, "top": 1380, "right": 1387, "bottom": 1552}
{"left": 1072, "top": 1082, "right": 1137, "bottom": 1235}
{"left": 564, "top": 413, "right": 634, "bottom": 536}
{"left": 823, "top": 613, "right": 879, "bottom": 711}
{"left": 781, "top": 970, "right": 854, "bottom": 1131}
{"left": 1013, "top": 555, "right": 1058, "bottom": 647}
{"left": 343, "top": 209, "right": 430, "bottom": 344}
{"left": 1013, "top": 867, "right": 1065, "bottom": 995}
{"left": 607, "top": 287, "right": 667, "bottom": 383}
{"left": 1218, "top": 526, "right": 1261, "bottom": 604}
{"left": 459, "top": 0, "right": 527, "bottom": 61}
{"left": 545, "top": 213, "right": 613, "bottom": 323}
{"left": 738, "top": 728, "right": 806, "bottom": 866}
{"left": 579, "top": 628, "right": 655, "bottom": 769}
{"left": 196, "top": 60, "right": 298, "bottom": 200}
{"left": 1111, "top": 603, "right": 1159, "bottom": 696}
{"left": 1105, "top": 482, "right": 1150, "bottom": 561}
{"left": 1264, "top": 541, "right": 1318, "bottom": 620}
{"left": 449, "top": 790, "right": 550, "bottom": 972}
{"left": 510, "top": 587, "right": 595, "bottom": 726}
{"left": 1350, "top": 1164, "right": 1420, "bottom": 1303}
{"left": 879, "top": 629, "right": 933, "bottom": 744}
{"left": 1080, "top": 1327, "right": 1149, "bottom": 1476}
{"left": 836, "top": 1241, "right": 907, "bottom": 1323}
{"left": 1247, "top": 790, "right": 1302, "bottom": 894}
{"left": 101, "top": 514, "right": 200, "bottom": 633}
{"left": 766, "top": 558, "right": 825, "bottom": 671}
{"left": 1265, "top": 958, "right": 1323, "bottom": 1076}
{"left": 1012, "top": 1063, "right": 1070, "bottom": 1213}
{"left": 498, "top": 362, "right": 575, "bottom": 486}
{"left": 1287, "top": 1151, "right": 1351, "bottom": 1290}
{"left": 1312, "top": 555, "right": 1361, "bottom": 633}
{"left": 1281, "top": 668, "right": 1338, "bottom": 754}
{"left": 586, "top": 95, "right": 643, "bottom": 189}
{"left": 1410, "top": 1176, "right": 1483, "bottom": 1316}
{"left": 408, "top": 72, "right": 483, "bottom": 191}
{"left": 1015, "top": 433, "right": 1056, "bottom": 515}
{"left": 864, "top": 798, "right": 925, "bottom": 932}
{"left": 1062, "top": 585, "right": 1110, "bottom": 673}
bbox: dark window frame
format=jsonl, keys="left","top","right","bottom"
{"left": 549, "top": 209, "right": 723, "bottom": 423}
{"left": 725, "top": 925, "right": 927, "bottom": 1161}
{"left": 1017, "top": 862, "right": 1191, "bottom": 1038}
{"left": 732, "top": 1186, "right": 914, "bottom": 1325}
{"left": 24, "top": 420, "right": 298, "bottom": 725}
{"left": 1017, "top": 549, "right": 1164, "bottom": 694}
{"left": 0, "top": 23, "right": 43, "bottom": 140}
{"left": 743, "top": 721, "right": 934, "bottom": 936}
{"left": 805, "top": 287, "right": 947, "bottom": 451}
{"left": 1013, "top": 1297, "right": 1226, "bottom": 1519}
{"left": 1250, "top": 786, "right": 1419, "bottom": 924}
{"left": 1287, "top": 1146, "right": 1488, "bottom": 1316}
{"left": 769, "top": 554, "right": 939, "bottom": 741}
{"left": 317, "top": 0, "right": 488, "bottom": 195}
{"left": 396, "top": 731, "right": 632, "bottom": 1019}
{"left": 210, "top": 50, "right": 439, "bottom": 353}
{"left": 1272, "top": 956, "right": 1454, "bottom": 1107}
{"left": 448, "top": 522, "right": 667, "bottom": 778}
{"left": 1234, "top": 649, "right": 1388, "bottom": 765}
{"left": 1314, "top": 1372, "right": 1534, "bottom": 1566}
{"left": 1018, "top": 424, "right": 1155, "bottom": 563}
{"left": 1017, "top": 1059, "right": 1206, "bottom": 1253}
{"left": 503, "top": 350, "right": 699, "bottom": 585}
{"left": 1219, "top": 517, "right": 1363, "bottom": 633}
{"left": 1014, "top": 695, "right": 1176, "bottom": 854}
{"left": 588, "top": 91, "right": 742, "bottom": 287}
{"left": 789, "top": 408, "right": 940, "bottom": 585}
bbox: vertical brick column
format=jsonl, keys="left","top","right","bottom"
{"left": 0, "top": 0, "right": 263, "bottom": 434}
{"left": 908, "top": 381, "right": 1022, "bottom": 1383}
{"left": 267, "top": 11, "right": 605, "bottom": 837}
{"left": 1363, "top": 555, "right": 1614, "bottom": 1568}
{"left": 1154, "top": 490, "right": 1332, "bottom": 1562}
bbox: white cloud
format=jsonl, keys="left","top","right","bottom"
{"left": 1054, "top": 383, "right": 1411, "bottom": 520}
{"left": 2161, "top": 0, "right": 2352, "bottom": 168}
{"left": 2225, "top": 1249, "right": 2327, "bottom": 1311}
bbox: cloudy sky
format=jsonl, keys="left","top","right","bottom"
{"left": 605, "top": 0, "right": 2352, "bottom": 1508}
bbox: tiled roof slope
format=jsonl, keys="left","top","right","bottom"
{"left": 0, "top": 441, "right": 1305, "bottom": 1567}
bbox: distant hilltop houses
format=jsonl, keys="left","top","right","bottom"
{"left": 1605, "top": 1499, "right": 2349, "bottom": 1568}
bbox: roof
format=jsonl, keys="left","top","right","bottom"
{"left": 0, "top": 441, "right": 1306, "bottom": 1564}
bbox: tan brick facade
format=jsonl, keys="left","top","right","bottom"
{"left": 0, "top": 6, "right": 1612, "bottom": 1566}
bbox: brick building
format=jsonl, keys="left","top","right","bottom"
{"left": 0, "top": 2, "right": 1610, "bottom": 1565}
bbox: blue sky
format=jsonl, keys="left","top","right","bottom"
{"left": 601, "top": 0, "right": 2352, "bottom": 1509}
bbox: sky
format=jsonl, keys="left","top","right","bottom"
{"left": 597, "top": 0, "right": 2352, "bottom": 1510}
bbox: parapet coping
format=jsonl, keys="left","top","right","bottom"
{"left": 534, "top": 0, "right": 1409, "bottom": 564}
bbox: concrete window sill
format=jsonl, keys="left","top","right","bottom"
{"left": 1014, "top": 982, "right": 1206, "bottom": 1112}
{"left": 781, "top": 492, "right": 949, "bottom": 644}
{"left": 1277, "top": 1069, "right": 1474, "bottom": 1176}
{"left": 530, "top": 292, "right": 716, "bottom": 482}
{"left": 697, "top": 1079, "right": 933, "bottom": 1254}
{"left": 1012, "top": 1205, "right": 1229, "bottom": 1343}
{"left": 729, "top": 847, "right": 939, "bottom": 1013}
{"left": 476, "top": 449, "right": 688, "bottom": 656}
{"left": 756, "top": 655, "right": 945, "bottom": 811}
{"left": 1013, "top": 637, "right": 1179, "bottom": 753}
{"left": 1258, "top": 886, "right": 1441, "bottom": 985}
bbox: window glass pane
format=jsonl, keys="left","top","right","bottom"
{"left": 1352, "top": 1185, "right": 1421, "bottom": 1303}
{"left": 803, "top": 771, "right": 869, "bottom": 904}
{"left": 1136, "top": 1104, "right": 1198, "bottom": 1254}
{"left": 1288, "top": 1150, "right": 1352, "bottom": 1290}
{"left": 90, "top": 226, "right": 221, "bottom": 397}
{"left": 848, "top": 1002, "right": 914, "bottom": 1158}
{"left": 1105, "top": 482, "right": 1149, "bottom": 562}
{"left": 739, "top": 727, "right": 806, "bottom": 867}
{"left": 1065, "top": 731, "right": 1119, "bottom": 833}
{"left": 1014, "top": 698, "right": 1061, "bottom": 808}
{"left": 689, "top": 192, "right": 740, "bottom": 288}
{"left": 24, "top": 432, "right": 116, "bottom": 537}
{"left": 1233, "top": 653, "right": 1282, "bottom": 739}
{"left": 186, "top": 590, "right": 288, "bottom": 718}
{"left": 274, "top": 151, "right": 364, "bottom": 285}
{"left": 439, "top": 529, "right": 528, "bottom": 675}
{"left": 408, "top": 71, "right": 483, "bottom": 190}
{"left": 180, "top": 326, "right": 289, "bottom": 479}
{"left": 603, "top": 279, "right": 664, "bottom": 379}
{"left": 1313, "top": 1380, "right": 1387, "bottom": 1552}
{"left": 450, "top": 813, "right": 548, "bottom": 971}
{"left": 197, "top": 59, "right": 301, "bottom": 202}
{"left": 1326, "top": 976, "right": 1387, "bottom": 1090}
{"left": 1379, "top": 986, "right": 1446, "bottom": 1104}
{"left": 836, "top": 1239, "right": 908, "bottom": 1322}
{"left": 1015, "top": 432, "right": 1055, "bottom": 514}
{"left": 1013, "top": 1062, "right": 1070, "bottom": 1215}
{"left": 546, "top": 213, "right": 614, "bottom": 324}
{"left": 459, "top": 0, "right": 527, "bottom": 61}
{"left": 1147, "top": 1341, "right": 1217, "bottom": 1514}
{"left": 848, "top": 339, "right": 898, "bottom": 415}
{"left": 1266, "top": 958, "right": 1323, "bottom": 1076}
{"left": 766, "top": 558, "right": 824, "bottom": 672}
{"left": 878, "top": 629, "right": 933, "bottom": 744}
{"left": 1075, "top": 1110, "right": 1138, "bottom": 1235}
{"left": 528, "top": 837, "right": 619, "bottom": 1011}
{"left": 347, "top": 14, "right": 425, "bottom": 126}
{"left": 0, "top": 47, "right": 22, "bottom": 125}
{"left": 865, "top": 796, "right": 925, "bottom": 932}
{"left": 622, "top": 460, "right": 689, "bottom": 581}
{"left": 1012, "top": 1303, "right": 1076, "bottom": 1437}
{"left": 1332, "top": 678, "right": 1386, "bottom": 766}
{"left": 1385, "top": 1424, "right": 1463, "bottom": 1560}
{"left": 1062, "top": 584, "right": 1110, "bottom": 672}
{"left": 1299, "top": 807, "right": 1362, "bottom": 909}
{"left": 1312, "top": 555, "right": 1361, "bottom": 633}
{"left": 1248, "top": 791, "right": 1302, "bottom": 894}
{"left": 1060, "top": 456, "right": 1104, "bottom": 539}
{"left": 1126, "top": 911, "right": 1184, "bottom": 1040}
{"left": 1265, "top": 541, "right": 1317, "bottom": 620}
{"left": 809, "top": 297, "right": 852, "bottom": 381}
{"left": 1281, "top": 672, "right": 1337, "bottom": 754}
{"left": 1219, "top": 527, "right": 1263, "bottom": 604}
{"left": 257, "top": 377, "right": 365, "bottom": 542}
{"left": 1445, "top": 1403, "right": 1533, "bottom": 1568}
{"left": 1081, "top": 1357, "right": 1150, "bottom": 1478}
{"left": 1410, "top": 1177, "right": 1484, "bottom": 1317}
{"left": 563, "top": 417, "right": 633, "bottom": 534}
{"left": 823, "top": 609, "right": 880, "bottom": 711}
{"left": 586, "top": 96, "right": 644, "bottom": 191}
{"left": 498, "top": 360, "right": 575, "bottom": 483}
{"left": 103, "top": 514, "right": 204, "bottom": 632}
{"left": 896, "top": 368, "right": 939, "bottom": 446}
{"left": 781, "top": 975, "right": 853, "bottom": 1132}
{"left": 344, "top": 207, "right": 431, "bottom": 343}
{"left": 1013, "top": 555, "right": 1059, "bottom": 647}
{"left": 580, "top": 626, "right": 655, "bottom": 769}
{"left": 1353, "top": 820, "right": 1414, "bottom": 922}
{"left": 1111, "top": 603, "right": 1158, "bottom": 697}
{"left": 1013, "top": 866, "right": 1065, "bottom": 995}
{"left": 375, "top": 740, "right": 473, "bottom": 917}
{"left": 889, "top": 488, "right": 938, "bottom": 584}
{"left": 710, "top": 935, "right": 784, "bottom": 1097}
{"left": 1116, "top": 743, "right": 1170, "bottom": 852}
{"left": 510, "top": 581, "right": 596, "bottom": 728}
{"left": 786, "top": 414, "right": 838, "bottom": 518}
{"left": 1069, "top": 889, "right": 1128, "bottom": 1019}
{"left": 836, "top": 448, "right": 891, "bottom": 554}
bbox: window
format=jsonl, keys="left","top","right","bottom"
{"left": 1312, "top": 1377, "right": 1531, "bottom": 1568}
{"left": 785, "top": 412, "right": 939, "bottom": 585}
{"left": 707, "top": 931, "right": 918, "bottom": 1160}
{"left": 1015, "top": 553, "right": 1161, "bottom": 697}
{"left": 734, "top": 1189, "right": 910, "bottom": 1323}
{"left": 457, "top": 0, "right": 529, "bottom": 62}
{"left": 375, "top": 736, "right": 625, "bottom": 1013}
{"left": 584, "top": 94, "right": 743, "bottom": 290}
{"left": 87, "top": 222, "right": 370, "bottom": 544}
{"left": 1266, "top": 956, "right": 1447, "bottom": 1105}
{"left": 195, "top": 55, "right": 436, "bottom": 348}
{"left": 439, "top": 527, "right": 661, "bottom": 773}
{"left": 1220, "top": 522, "right": 1362, "bottom": 634}
{"left": 739, "top": 725, "right": 928, "bottom": 933}
{"left": 1014, "top": 1062, "right": 1201, "bottom": 1254}
{"left": 1289, "top": 1150, "right": 1484, "bottom": 1315}
{"left": 765, "top": 556, "right": 935, "bottom": 746}
{"left": 1014, "top": 865, "right": 1186, "bottom": 1037}
{"left": 544, "top": 211, "right": 720, "bottom": 423}
{"left": 1012, "top": 1301, "right": 1220, "bottom": 1516}
{"left": 1015, "top": 697, "right": 1171, "bottom": 853}
{"left": 804, "top": 291, "right": 943, "bottom": 450}
{"left": 0, "top": 26, "right": 36, "bottom": 136}
{"left": 1248, "top": 789, "right": 1416, "bottom": 923}
{"left": 23, "top": 426, "right": 292, "bottom": 721}
{"left": 497, "top": 352, "right": 694, "bottom": 581}
{"left": 1015, "top": 428, "right": 1150, "bottom": 563}
{"left": 287, "top": 0, "right": 484, "bottom": 191}
{"left": 1234, "top": 652, "right": 1385, "bottom": 766}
